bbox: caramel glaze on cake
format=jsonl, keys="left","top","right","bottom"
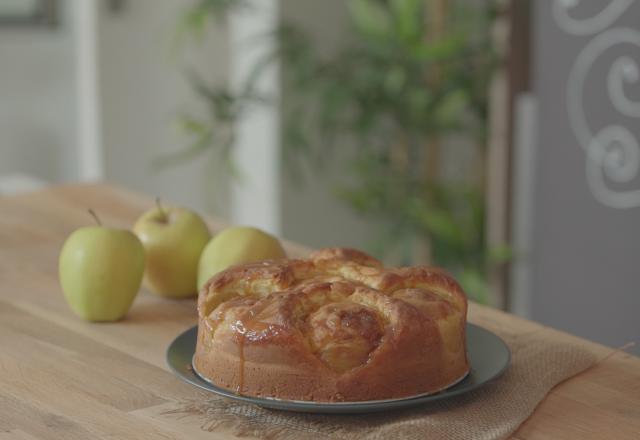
{"left": 194, "top": 248, "right": 469, "bottom": 402}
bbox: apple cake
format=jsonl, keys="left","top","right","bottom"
{"left": 194, "top": 248, "right": 469, "bottom": 402}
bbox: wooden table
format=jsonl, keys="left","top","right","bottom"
{"left": 1, "top": 183, "right": 638, "bottom": 440}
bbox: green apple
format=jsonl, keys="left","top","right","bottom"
{"left": 133, "top": 202, "right": 210, "bottom": 298}
{"left": 198, "top": 226, "right": 287, "bottom": 289}
{"left": 59, "top": 223, "right": 145, "bottom": 322}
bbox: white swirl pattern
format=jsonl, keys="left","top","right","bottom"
{"left": 554, "top": 0, "right": 640, "bottom": 208}
{"left": 553, "top": 0, "right": 633, "bottom": 36}
{"left": 608, "top": 56, "right": 640, "bottom": 118}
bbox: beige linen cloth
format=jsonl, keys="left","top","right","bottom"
{"left": 166, "top": 314, "right": 598, "bottom": 440}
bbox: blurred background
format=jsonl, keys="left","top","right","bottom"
{"left": 1, "top": 0, "right": 639, "bottom": 353}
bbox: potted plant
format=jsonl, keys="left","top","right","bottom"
{"left": 169, "top": 0, "right": 508, "bottom": 303}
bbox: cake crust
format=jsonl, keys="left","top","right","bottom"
{"left": 194, "top": 248, "right": 468, "bottom": 402}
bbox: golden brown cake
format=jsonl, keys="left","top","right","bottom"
{"left": 194, "top": 248, "right": 469, "bottom": 402}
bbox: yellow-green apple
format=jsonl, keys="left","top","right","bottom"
{"left": 133, "top": 201, "right": 210, "bottom": 298}
{"left": 59, "top": 213, "right": 145, "bottom": 321}
{"left": 197, "top": 226, "right": 287, "bottom": 289}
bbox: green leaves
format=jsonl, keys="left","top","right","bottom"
{"left": 175, "top": 0, "right": 245, "bottom": 43}
{"left": 390, "top": 0, "right": 423, "bottom": 43}
{"left": 488, "top": 244, "right": 513, "bottom": 265}
{"left": 432, "top": 89, "right": 468, "bottom": 130}
{"left": 457, "top": 268, "right": 491, "bottom": 304}
{"left": 415, "top": 205, "right": 461, "bottom": 246}
{"left": 348, "top": 0, "right": 392, "bottom": 40}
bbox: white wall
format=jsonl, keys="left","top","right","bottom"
{"left": 229, "top": 0, "right": 281, "bottom": 235}
{"left": 0, "top": 0, "right": 373, "bottom": 250}
{"left": 0, "top": 0, "right": 230, "bottom": 219}
{"left": 0, "top": 0, "right": 77, "bottom": 182}
{"left": 97, "top": 0, "right": 230, "bottom": 217}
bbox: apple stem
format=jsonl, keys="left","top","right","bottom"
{"left": 156, "top": 197, "right": 168, "bottom": 222}
{"left": 88, "top": 209, "right": 102, "bottom": 226}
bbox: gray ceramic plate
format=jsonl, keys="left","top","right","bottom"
{"left": 166, "top": 323, "right": 510, "bottom": 414}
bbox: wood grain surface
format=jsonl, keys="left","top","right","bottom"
{"left": 0, "top": 183, "right": 638, "bottom": 439}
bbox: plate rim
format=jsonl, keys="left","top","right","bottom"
{"left": 191, "top": 356, "right": 472, "bottom": 405}
{"left": 166, "top": 323, "right": 511, "bottom": 411}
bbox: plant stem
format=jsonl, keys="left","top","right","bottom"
{"left": 428, "top": 0, "right": 448, "bottom": 41}
{"left": 156, "top": 197, "right": 168, "bottom": 222}
{"left": 423, "top": 0, "right": 448, "bottom": 188}
{"left": 390, "top": 133, "right": 409, "bottom": 173}
{"left": 418, "top": 0, "right": 450, "bottom": 265}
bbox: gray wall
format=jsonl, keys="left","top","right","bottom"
{"left": 530, "top": 1, "right": 640, "bottom": 353}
